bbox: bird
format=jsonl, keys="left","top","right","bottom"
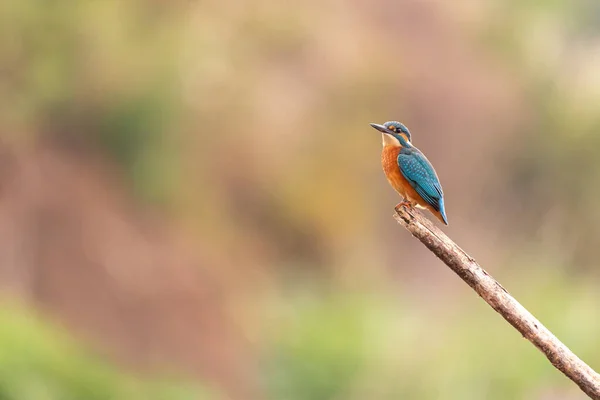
{"left": 370, "top": 121, "right": 448, "bottom": 225}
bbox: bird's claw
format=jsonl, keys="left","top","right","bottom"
{"left": 394, "top": 200, "right": 412, "bottom": 211}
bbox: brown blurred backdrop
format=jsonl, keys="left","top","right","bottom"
{"left": 1, "top": 0, "right": 600, "bottom": 399}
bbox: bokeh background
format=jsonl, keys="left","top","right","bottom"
{"left": 1, "top": 0, "right": 600, "bottom": 399}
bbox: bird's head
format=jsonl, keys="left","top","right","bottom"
{"left": 369, "top": 121, "right": 412, "bottom": 147}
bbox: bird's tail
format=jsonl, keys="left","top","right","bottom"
{"left": 438, "top": 198, "right": 449, "bottom": 225}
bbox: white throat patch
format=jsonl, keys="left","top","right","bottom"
{"left": 382, "top": 133, "right": 401, "bottom": 147}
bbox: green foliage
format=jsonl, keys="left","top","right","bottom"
{"left": 264, "top": 271, "right": 600, "bottom": 400}
{"left": 266, "top": 295, "right": 369, "bottom": 400}
{"left": 0, "top": 305, "right": 211, "bottom": 400}
{"left": 93, "top": 87, "right": 180, "bottom": 204}
{"left": 0, "top": 0, "right": 181, "bottom": 203}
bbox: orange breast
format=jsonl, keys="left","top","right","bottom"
{"left": 382, "top": 145, "right": 411, "bottom": 197}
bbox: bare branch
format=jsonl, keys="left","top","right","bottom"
{"left": 393, "top": 204, "right": 600, "bottom": 399}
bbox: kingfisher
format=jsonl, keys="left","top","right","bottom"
{"left": 370, "top": 121, "right": 448, "bottom": 225}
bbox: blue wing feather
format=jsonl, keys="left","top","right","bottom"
{"left": 397, "top": 148, "right": 444, "bottom": 212}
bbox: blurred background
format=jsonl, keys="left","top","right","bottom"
{"left": 1, "top": 0, "right": 600, "bottom": 399}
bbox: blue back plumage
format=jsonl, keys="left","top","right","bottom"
{"left": 397, "top": 148, "right": 448, "bottom": 224}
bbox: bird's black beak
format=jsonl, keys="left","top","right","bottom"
{"left": 370, "top": 123, "right": 394, "bottom": 135}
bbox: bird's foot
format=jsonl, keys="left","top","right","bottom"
{"left": 394, "top": 200, "right": 413, "bottom": 211}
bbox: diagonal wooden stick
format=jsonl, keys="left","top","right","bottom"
{"left": 393, "top": 204, "right": 600, "bottom": 399}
